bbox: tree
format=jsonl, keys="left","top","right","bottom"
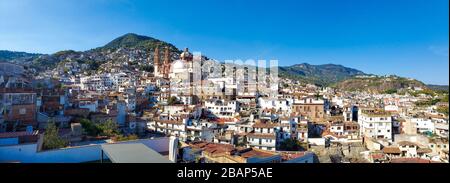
{"left": 383, "top": 89, "right": 397, "bottom": 94}
{"left": 79, "top": 118, "right": 100, "bottom": 136}
{"left": 279, "top": 139, "right": 303, "bottom": 151}
{"left": 43, "top": 122, "right": 68, "bottom": 150}
{"left": 437, "top": 106, "right": 449, "bottom": 116}
{"left": 79, "top": 118, "right": 120, "bottom": 137}
{"left": 98, "top": 120, "right": 119, "bottom": 137}
{"left": 140, "top": 65, "right": 154, "bottom": 72}
{"left": 168, "top": 96, "right": 179, "bottom": 105}
{"left": 441, "top": 94, "right": 449, "bottom": 103}
{"left": 36, "top": 82, "right": 45, "bottom": 89}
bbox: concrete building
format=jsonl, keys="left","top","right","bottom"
{"left": 358, "top": 108, "right": 393, "bottom": 141}
{"left": 291, "top": 97, "right": 325, "bottom": 122}
{"left": 205, "top": 99, "right": 239, "bottom": 118}
{"left": 0, "top": 88, "right": 37, "bottom": 129}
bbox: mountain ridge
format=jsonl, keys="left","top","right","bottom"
{"left": 279, "top": 63, "right": 366, "bottom": 86}
{"left": 92, "top": 33, "right": 180, "bottom": 53}
{"left": 1, "top": 33, "right": 445, "bottom": 91}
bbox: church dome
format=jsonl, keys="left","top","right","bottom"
{"left": 172, "top": 60, "right": 185, "bottom": 72}
{"left": 180, "top": 48, "right": 193, "bottom": 61}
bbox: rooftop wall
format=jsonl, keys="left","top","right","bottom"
{"left": 0, "top": 137, "right": 169, "bottom": 163}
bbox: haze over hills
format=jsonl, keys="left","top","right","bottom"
{"left": 0, "top": 33, "right": 446, "bottom": 91}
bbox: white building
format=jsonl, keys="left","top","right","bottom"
{"left": 205, "top": 99, "right": 239, "bottom": 118}
{"left": 112, "top": 72, "right": 130, "bottom": 89}
{"left": 384, "top": 104, "right": 399, "bottom": 112}
{"left": 358, "top": 109, "right": 393, "bottom": 141}
{"left": 258, "top": 97, "right": 291, "bottom": 115}
{"left": 434, "top": 121, "right": 449, "bottom": 138}
{"left": 247, "top": 122, "right": 278, "bottom": 151}
{"left": 411, "top": 118, "right": 434, "bottom": 134}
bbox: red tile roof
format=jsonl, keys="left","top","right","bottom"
{"left": 390, "top": 158, "right": 438, "bottom": 163}
{"left": 239, "top": 148, "right": 276, "bottom": 158}
{"left": 246, "top": 133, "right": 276, "bottom": 139}
{"left": 0, "top": 131, "right": 39, "bottom": 138}
{"left": 382, "top": 146, "right": 401, "bottom": 154}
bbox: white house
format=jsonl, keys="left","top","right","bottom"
{"left": 358, "top": 109, "right": 393, "bottom": 141}
{"left": 205, "top": 99, "right": 239, "bottom": 118}
{"left": 411, "top": 118, "right": 434, "bottom": 134}
{"left": 258, "top": 97, "right": 291, "bottom": 114}
{"left": 247, "top": 122, "right": 278, "bottom": 151}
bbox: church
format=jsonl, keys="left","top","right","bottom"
{"left": 153, "top": 47, "right": 201, "bottom": 105}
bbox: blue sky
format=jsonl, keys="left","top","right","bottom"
{"left": 0, "top": 0, "right": 448, "bottom": 84}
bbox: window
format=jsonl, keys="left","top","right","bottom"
{"left": 19, "top": 108, "right": 26, "bottom": 115}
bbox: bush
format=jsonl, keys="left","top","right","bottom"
{"left": 279, "top": 139, "right": 304, "bottom": 151}
{"left": 168, "top": 96, "right": 179, "bottom": 105}
{"left": 414, "top": 98, "right": 441, "bottom": 107}
{"left": 79, "top": 119, "right": 118, "bottom": 137}
{"left": 79, "top": 118, "right": 101, "bottom": 136}
{"left": 43, "top": 122, "right": 68, "bottom": 150}
{"left": 140, "top": 65, "right": 154, "bottom": 72}
{"left": 383, "top": 89, "right": 397, "bottom": 94}
{"left": 114, "top": 134, "right": 139, "bottom": 142}
{"left": 437, "top": 106, "right": 449, "bottom": 116}
{"left": 98, "top": 120, "right": 119, "bottom": 137}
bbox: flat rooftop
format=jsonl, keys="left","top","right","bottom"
{"left": 101, "top": 143, "right": 172, "bottom": 163}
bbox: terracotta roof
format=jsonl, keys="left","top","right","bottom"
{"left": 0, "top": 131, "right": 39, "bottom": 138}
{"left": 154, "top": 119, "right": 183, "bottom": 125}
{"left": 246, "top": 133, "right": 276, "bottom": 139}
{"left": 382, "top": 146, "right": 401, "bottom": 154}
{"left": 0, "top": 88, "right": 35, "bottom": 93}
{"left": 398, "top": 141, "right": 418, "bottom": 147}
{"left": 371, "top": 153, "right": 385, "bottom": 160}
{"left": 417, "top": 148, "right": 432, "bottom": 154}
{"left": 390, "top": 158, "right": 438, "bottom": 163}
{"left": 280, "top": 152, "right": 308, "bottom": 161}
{"left": 239, "top": 148, "right": 276, "bottom": 158}
{"left": 192, "top": 142, "right": 235, "bottom": 155}
{"left": 252, "top": 122, "right": 278, "bottom": 128}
